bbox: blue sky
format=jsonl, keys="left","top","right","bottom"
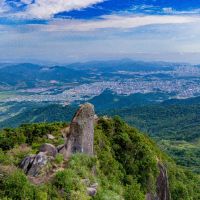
{"left": 0, "top": 0, "right": 200, "bottom": 63}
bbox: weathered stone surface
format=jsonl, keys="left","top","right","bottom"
{"left": 19, "top": 154, "right": 35, "bottom": 174}
{"left": 39, "top": 143, "right": 58, "bottom": 157}
{"left": 57, "top": 144, "right": 65, "bottom": 154}
{"left": 87, "top": 187, "right": 97, "bottom": 197}
{"left": 146, "top": 162, "right": 170, "bottom": 200}
{"left": 27, "top": 152, "right": 48, "bottom": 176}
{"left": 64, "top": 103, "right": 95, "bottom": 159}
{"left": 20, "top": 152, "right": 48, "bottom": 177}
{"left": 146, "top": 193, "right": 153, "bottom": 200}
{"left": 155, "top": 163, "right": 170, "bottom": 200}
{"left": 46, "top": 134, "right": 55, "bottom": 140}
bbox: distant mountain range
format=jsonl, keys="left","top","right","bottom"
{"left": 0, "top": 60, "right": 182, "bottom": 89}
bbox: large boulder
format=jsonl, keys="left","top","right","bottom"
{"left": 39, "top": 143, "right": 58, "bottom": 157}
{"left": 20, "top": 152, "right": 48, "bottom": 177}
{"left": 64, "top": 103, "right": 95, "bottom": 159}
{"left": 19, "top": 154, "right": 35, "bottom": 174}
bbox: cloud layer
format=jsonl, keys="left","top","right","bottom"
{"left": 17, "top": 0, "right": 105, "bottom": 19}
{"left": 38, "top": 15, "right": 197, "bottom": 32}
{"left": 0, "top": 0, "right": 200, "bottom": 63}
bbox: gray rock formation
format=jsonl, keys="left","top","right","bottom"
{"left": 20, "top": 152, "right": 48, "bottom": 176}
{"left": 87, "top": 187, "right": 97, "bottom": 197}
{"left": 146, "top": 162, "right": 170, "bottom": 200}
{"left": 155, "top": 163, "right": 170, "bottom": 200}
{"left": 64, "top": 103, "right": 95, "bottom": 159}
{"left": 20, "top": 154, "right": 36, "bottom": 174}
{"left": 39, "top": 143, "right": 58, "bottom": 157}
{"left": 57, "top": 144, "right": 65, "bottom": 154}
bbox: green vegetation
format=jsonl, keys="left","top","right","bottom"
{"left": 0, "top": 118, "right": 199, "bottom": 199}
{"left": 1, "top": 95, "right": 200, "bottom": 174}
{"left": 0, "top": 122, "right": 67, "bottom": 152}
{"left": 107, "top": 99, "right": 200, "bottom": 173}
{"left": 0, "top": 103, "right": 76, "bottom": 129}
{"left": 158, "top": 140, "right": 200, "bottom": 174}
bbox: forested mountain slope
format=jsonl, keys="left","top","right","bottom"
{"left": 0, "top": 117, "right": 199, "bottom": 200}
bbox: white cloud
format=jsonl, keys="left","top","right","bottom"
{"left": 17, "top": 0, "right": 104, "bottom": 19}
{"left": 35, "top": 14, "right": 198, "bottom": 32}
{"left": 0, "top": 0, "right": 9, "bottom": 14}
{"left": 163, "top": 7, "right": 174, "bottom": 14}
{"left": 21, "top": 0, "right": 33, "bottom": 4}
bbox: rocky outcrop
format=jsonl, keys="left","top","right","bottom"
{"left": 20, "top": 144, "right": 58, "bottom": 176}
{"left": 155, "top": 163, "right": 170, "bottom": 200}
{"left": 39, "top": 143, "right": 58, "bottom": 157}
{"left": 146, "top": 162, "right": 170, "bottom": 200}
{"left": 20, "top": 152, "right": 49, "bottom": 176}
{"left": 20, "top": 103, "right": 95, "bottom": 176}
{"left": 63, "top": 103, "right": 95, "bottom": 159}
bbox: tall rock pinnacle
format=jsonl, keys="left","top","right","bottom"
{"left": 64, "top": 103, "right": 95, "bottom": 159}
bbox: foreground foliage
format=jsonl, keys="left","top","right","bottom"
{"left": 0, "top": 118, "right": 199, "bottom": 199}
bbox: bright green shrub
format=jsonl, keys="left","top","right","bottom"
{"left": 124, "top": 183, "right": 145, "bottom": 200}
{"left": 2, "top": 169, "right": 35, "bottom": 200}
{"left": 54, "top": 169, "right": 86, "bottom": 199}
{"left": 54, "top": 153, "right": 64, "bottom": 165}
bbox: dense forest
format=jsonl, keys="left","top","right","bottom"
{"left": 0, "top": 118, "right": 199, "bottom": 199}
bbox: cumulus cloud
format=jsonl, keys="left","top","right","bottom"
{"left": 16, "top": 0, "right": 105, "bottom": 19}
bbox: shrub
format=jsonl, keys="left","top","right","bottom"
{"left": 2, "top": 169, "right": 35, "bottom": 200}
{"left": 54, "top": 153, "right": 64, "bottom": 165}
{"left": 53, "top": 169, "right": 85, "bottom": 199}
{"left": 124, "top": 183, "right": 145, "bottom": 200}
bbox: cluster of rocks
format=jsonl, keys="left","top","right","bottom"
{"left": 20, "top": 103, "right": 95, "bottom": 176}
{"left": 20, "top": 143, "right": 62, "bottom": 176}
{"left": 20, "top": 103, "right": 97, "bottom": 198}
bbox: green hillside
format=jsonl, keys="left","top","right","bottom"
{"left": 1, "top": 95, "right": 200, "bottom": 174}
{"left": 0, "top": 103, "right": 77, "bottom": 129}
{"left": 0, "top": 118, "right": 199, "bottom": 200}
{"left": 109, "top": 101, "right": 200, "bottom": 173}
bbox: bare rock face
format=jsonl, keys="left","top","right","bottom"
{"left": 39, "top": 143, "right": 58, "bottom": 157}
{"left": 57, "top": 144, "right": 65, "bottom": 154}
{"left": 146, "top": 162, "right": 170, "bottom": 200}
{"left": 20, "top": 154, "right": 36, "bottom": 174}
{"left": 155, "top": 163, "right": 170, "bottom": 200}
{"left": 64, "top": 103, "right": 95, "bottom": 159}
{"left": 20, "top": 152, "right": 48, "bottom": 177}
